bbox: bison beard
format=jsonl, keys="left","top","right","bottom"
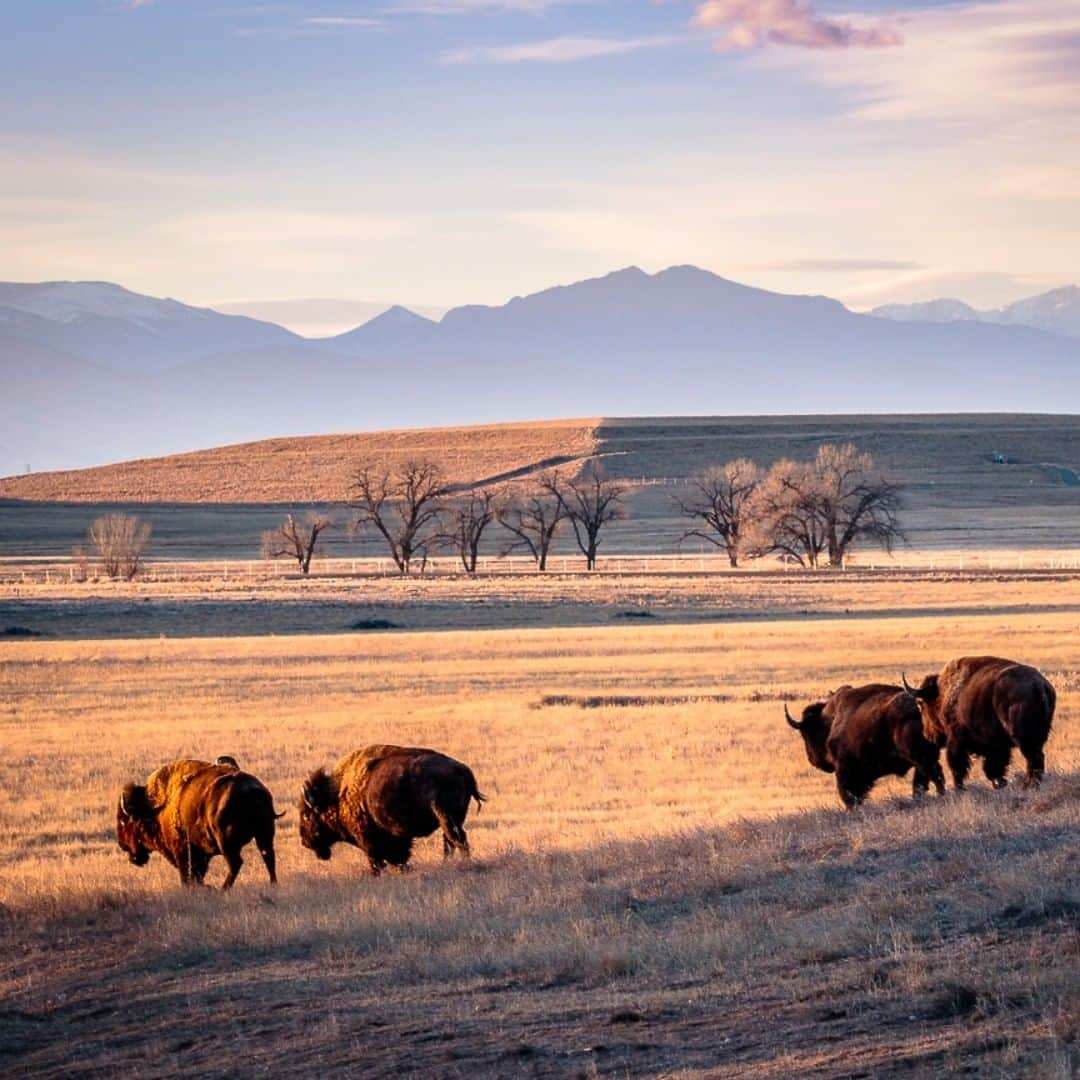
{"left": 116, "top": 759, "right": 282, "bottom": 889}
{"left": 903, "top": 656, "right": 1055, "bottom": 789}
{"left": 299, "top": 745, "right": 486, "bottom": 875}
{"left": 786, "top": 684, "right": 945, "bottom": 809}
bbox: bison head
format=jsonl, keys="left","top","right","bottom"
{"left": 785, "top": 702, "right": 834, "bottom": 773}
{"left": 901, "top": 672, "right": 945, "bottom": 744}
{"left": 299, "top": 769, "right": 338, "bottom": 861}
{"left": 116, "top": 784, "right": 154, "bottom": 867}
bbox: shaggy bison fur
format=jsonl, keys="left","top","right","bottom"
{"left": 117, "top": 758, "right": 282, "bottom": 888}
{"left": 299, "top": 745, "right": 486, "bottom": 874}
{"left": 786, "top": 683, "right": 945, "bottom": 808}
{"left": 903, "top": 656, "right": 1055, "bottom": 789}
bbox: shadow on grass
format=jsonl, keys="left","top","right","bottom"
{"left": 1, "top": 776, "right": 1076, "bottom": 1078}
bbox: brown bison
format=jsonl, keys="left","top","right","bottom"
{"left": 299, "top": 745, "right": 486, "bottom": 874}
{"left": 902, "top": 656, "right": 1055, "bottom": 789}
{"left": 785, "top": 684, "right": 945, "bottom": 808}
{"left": 117, "top": 758, "right": 282, "bottom": 888}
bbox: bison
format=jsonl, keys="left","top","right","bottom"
{"left": 785, "top": 683, "right": 945, "bottom": 808}
{"left": 117, "top": 758, "right": 282, "bottom": 888}
{"left": 902, "top": 656, "right": 1055, "bottom": 789}
{"left": 299, "top": 745, "right": 486, "bottom": 874}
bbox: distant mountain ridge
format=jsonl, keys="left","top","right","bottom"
{"left": 871, "top": 285, "right": 1080, "bottom": 339}
{"left": 1, "top": 267, "right": 1077, "bottom": 478}
{"left": 0, "top": 280, "right": 300, "bottom": 372}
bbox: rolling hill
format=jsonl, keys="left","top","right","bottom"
{"left": 1, "top": 414, "right": 1077, "bottom": 557}
{"left": 0, "top": 420, "right": 602, "bottom": 503}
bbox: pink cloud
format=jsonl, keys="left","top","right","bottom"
{"left": 693, "top": 0, "right": 902, "bottom": 51}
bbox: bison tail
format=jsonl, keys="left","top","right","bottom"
{"left": 472, "top": 789, "right": 488, "bottom": 812}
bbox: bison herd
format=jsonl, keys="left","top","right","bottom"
{"left": 117, "top": 746, "right": 485, "bottom": 889}
{"left": 786, "top": 654, "right": 1055, "bottom": 808}
{"left": 117, "top": 654, "right": 1055, "bottom": 888}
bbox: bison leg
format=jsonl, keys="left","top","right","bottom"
{"left": 221, "top": 848, "right": 244, "bottom": 890}
{"left": 835, "top": 765, "right": 868, "bottom": 809}
{"left": 176, "top": 844, "right": 209, "bottom": 886}
{"left": 252, "top": 822, "right": 277, "bottom": 885}
{"left": 912, "top": 748, "right": 946, "bottom": 797}
{"left": 897, "top": 722, "right": 946, "bottom": 798}
{"left": 982, "top": 744, "right": 1012, "bottom": 790}
{"left": 945, "top": 741, "right": 971, "bottom": 791}
{"left": 257, "top": 841, "right": 277, "bottom": 885}
{"left": 188, "top": 848, "right": 211, "bottom": 885}
{"left": 432, "top": 803, "right": 470, "bottom": 858}
{"left": 1019, "top": 741, "right": 1045, "bottom": 789}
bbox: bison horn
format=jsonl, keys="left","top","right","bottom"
{"left": 784, "top": 703, "right": 801, "bottom": 730}
{"left": 901, "top": 672, "right": 921, "bottom": 698}
{"left": 119, "top": 792, "right": 130, "bottom": 816}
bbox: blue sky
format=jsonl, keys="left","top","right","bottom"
{"left": 3, "top": 0, "right": 1078, "bottom": 320}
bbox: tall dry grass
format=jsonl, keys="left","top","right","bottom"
{"left": 0, "top": 613, "right": 1076, "bottom": 1076}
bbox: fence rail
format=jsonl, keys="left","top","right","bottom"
{"left": 1, "top": 549, "right": 1079, "bottom": 587}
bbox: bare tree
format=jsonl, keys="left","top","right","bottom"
{"left": 70, "top": 544, "right": 90, "bottom": 583}
{"left": 545, "top": 465, "right": 625, "bottom": 572}
{"left": 261, "top": 512, "right": 335, "bottom": 575}
{"left": 349, "top": 459, "right": 447, "bottom": 575}
{"left": 87, "top": 513, "right": 152, "bottom": 580}
{"left": 743, "top": 459, "right": 830, "bottom": 568}
{"left": 673, "top": 458, "right": 762, "bottom": 567}
{"left": 744, "top": 445, "right": 903, "bottom": 568}
{"left": 441, "top": 487, "right": 503, "bottom": 574}
{"left": 497, "top": 476, "right": 565, "bottom": 571}
{"left": 814, "top": 443, "right": 904, "bottom": 567}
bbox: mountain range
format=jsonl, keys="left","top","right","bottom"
{"left": 872, "top": 286, "right": 1080, "bottom": 339}
{"left": 1, "top": 267, "right": 1077, "bottom": 478}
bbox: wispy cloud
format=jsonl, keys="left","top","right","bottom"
{"left": 692, "top": 0, "right": 901, "bottom": 51}
{"left": 443, "top": 34, "right": 675, "bottom": 64}
{"left": 771, "top": 0, "right": 1080, "bottom": 123}
{"left": 388, "top": 1, "right": 570, "bottom": 13}
{"left": 305, "top": 16, "right": 385, "bottom": 29}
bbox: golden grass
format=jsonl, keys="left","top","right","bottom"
{"left": 0, "top": 605, "right": 1077, "bottom": 1075}
{"left": 2, "top": 560, "right": 1077, "bottom": 642}
{"left": 0, "top": 418, "right": 600, "bottom": 502}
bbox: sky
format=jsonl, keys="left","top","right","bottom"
{"left": 2, "top": 0, "right": 1078, "bottom": 321}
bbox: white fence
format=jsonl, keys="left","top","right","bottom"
{"left": 2, "top": 549, "right": 1079, "bottom": 586}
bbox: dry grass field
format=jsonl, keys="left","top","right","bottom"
{"left": 1, "top": 588, "right": 1077, "bottom": 1077}
{"left": 0, "top": 419, "right": 601, "bottom": 503}
{"left": 1, "top": 558, "right": 1078, "bottom": 640}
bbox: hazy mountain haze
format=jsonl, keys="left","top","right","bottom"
{"left": 873, "top": 287, "right": 1080, "bottom": 339}
{"left": 2, "top": 266, "right": 1077, "bottom": 479}
{"left": 213, "top": 298, "right": 450, "bottom": 338}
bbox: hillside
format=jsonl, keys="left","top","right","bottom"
{"left": 2, "top": 414, "right": 1078, "bottom": 558}
{"left": 2, "top": 413, "right": 1076, "bottom": 504}
{"left": 0, "top": 420, "right": 601, "bottom": 503}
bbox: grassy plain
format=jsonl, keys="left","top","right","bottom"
{"left": 1, "top": 558, "right": 1078, "bottom": 640}
{"left": 0, "top": 584, "right": 1077, "bottom": 1077}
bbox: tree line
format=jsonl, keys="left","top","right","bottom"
{"left": 267, "top": 460, "right": 629, "bottom": 576}
{"left": 74, "top": 443, "right": 901, "bottom": 578}
{"left": 262, "top": 442, "right": 902, "bottom": 575}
